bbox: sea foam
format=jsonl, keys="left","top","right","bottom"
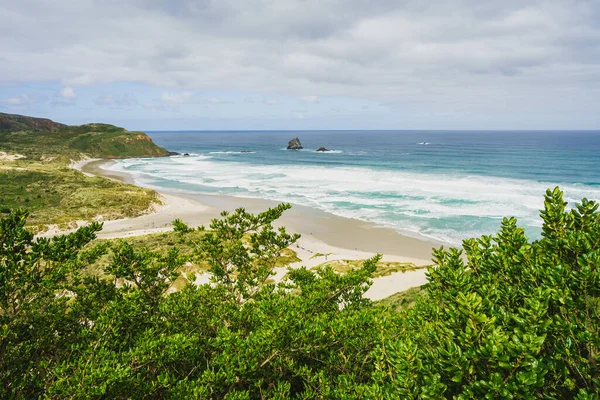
{"left": 106, "top": 154, "right": 600, "bottom": 245}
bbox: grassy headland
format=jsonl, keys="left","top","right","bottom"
{"left": 0, "top": 112, "right": 171, "bottom": 161}
{"left": 0, "top": 113, "right": 171, "bottom": 230}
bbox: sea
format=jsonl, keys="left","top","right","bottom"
{"left": 104, "top": 130, "right": 600, "bottom": 245}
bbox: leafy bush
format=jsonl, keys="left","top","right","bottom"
{"left": 1, "top": 188, "right": 598, "bottom": 398}
{"left": 368, "top": 187, "right": 600, "bottom": 398}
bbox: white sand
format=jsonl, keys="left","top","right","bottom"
{"left": 64, "top": 158, "right": 436, "bottom": 300}
{"left": 69, "top": 157, "right": 101, "bottom": 177}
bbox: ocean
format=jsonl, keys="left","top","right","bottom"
{"left": 105, "top": 130, "right": 600, "bottom": 245}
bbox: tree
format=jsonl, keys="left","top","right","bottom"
{"left": 370, "top": 187, "right": 600, "bottom": 398}
{"left": 0, "top": 209, "right": 103, "bottom": 398}
{"left": 2, "top": 188, "right": 599, "bottom": 398}
{"left": 175, "top": 204, "right": 301, "bottom": 305}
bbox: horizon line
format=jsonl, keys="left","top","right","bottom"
{"left": 140, "top": 128, "right": 600, "bottom": 133}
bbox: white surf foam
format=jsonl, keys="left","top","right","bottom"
{"left": 209, "top": 151, "right": 257, "bottom": 155}
{"left": 106, "top": 157, "right": 600, "bottom": 245}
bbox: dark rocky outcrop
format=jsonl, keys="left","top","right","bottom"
{"left": 287, "top": 137, "right": 303, "bottom": 150}
{"left": 168, "top": 151, "right": 180, "bottom": 156}
{"left": 0, "top": 112, "right": 67, "bottom": 132}
{"left": 316, "top": 147, "right": 330, "bottom": 152}
{"left": 183, "top": 153, "right": 190, "bottom": 157}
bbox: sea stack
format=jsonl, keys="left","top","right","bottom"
{"left": 316, "top": 147, "right": 330, "bottom": 152}
{"left": 287, "top": 137, "right": 303, "bottom": 150}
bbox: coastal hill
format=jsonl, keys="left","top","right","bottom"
{"left": 0, "top": 112, "right": 67, "bottom": 132}
{"left": 0, "top": 113, "right": 170, "bottom": 229}
{"left": 0, "top": 112, "right": 170, "bottom": 159}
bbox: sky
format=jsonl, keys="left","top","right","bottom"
{"left": 0, "top": 0, "right": 599, "bottom": 131}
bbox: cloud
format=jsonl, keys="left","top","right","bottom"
{"left": 301, "top": 95, "right": 319, "bottom": 104}
{"left": 142, "top": 102, "right": 166, "bottom": 111}
{"left": 1, "top": 94, "right": 42, "bottom": 108}
{"left": 161, "top": 91, "right": 193, "bottom": 105}
{"left": 202, "top": 97, "right": 221, "bottom": 104}
{"left": 0, "top": 0, "right": 599, "bottom": 127}
{"left": 0, "top": 93, "right": 44, "bottom": 112}
{"left": 60, "top": 86, "right": 76, "bottom": 98}
{"left": 6, "top": 95, "right": 34, "bottom": 105}
{"left": 94, "top": 94, "right": 138, "bottom": 107}
{"left": 263, "top": 97, "right": 280, "bottom": 105}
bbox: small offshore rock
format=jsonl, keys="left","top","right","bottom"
{"left": 183, "top": 153, "right": 190, "bottom": 156}
{"left": 287, "top": 137, "right": 303, "bottom": 150}
{"left": 316, "top": 147, "right": 330, "bottom": 152}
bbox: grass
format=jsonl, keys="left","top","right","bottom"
{"left": 310, "top": 252, "right": 333, "bottom": 259}
{"left": 376, "top": 285, "right": 429, "bottom": 311}
{"left": 0, "top": 118, "right": 171, "bottom": 230}
{"left": 0, "top": 123, "right": 170, "bottom": 161}
{"left": 83, "top": 230, "right": 208, "bottom": 278}
{"left": 312, "top": 259, "right": 430, "bottom": 278}
{"left": 275, "top": 248, "right": 302, "bottom": 267}
{"left": 0, "top": 160, "right": 159, "bottom": 231}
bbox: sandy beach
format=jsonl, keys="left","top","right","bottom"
{"left": 73, "top": 158, "right": 440, "bottom": 299}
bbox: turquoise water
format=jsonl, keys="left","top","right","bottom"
{"left": 106, "top": 130, "right": 600, "bottom": 244}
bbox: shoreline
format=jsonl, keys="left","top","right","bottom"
{"left": 76, "top": 158, "right": 441, "bottom": 299}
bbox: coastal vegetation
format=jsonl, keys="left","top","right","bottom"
{"left": 1, "top": 187, "right": 598, "bottom": 398}
{"left": 312, "top": 258, "right": 428, "bottom": 278}
{"left": 0, "top": 113, "right": 169, "bottom": 230}
{"left": 84, "top": 229, "right": 301, "bottom": 280}
{"left": 0, "top": 160, "right": 159, "bottom": 230}
{"left": 0, "top": 112, "right": 171, "bottom": 161}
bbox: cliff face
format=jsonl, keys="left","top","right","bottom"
{"left": 0, "top": 113, "right": 170, "bottom": 159}
{"left": 0, "top": 112, "right": 67, "bottom": 132}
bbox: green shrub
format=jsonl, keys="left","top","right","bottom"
{"left": 1, "top": 188, "right": 598, "bottom": 398}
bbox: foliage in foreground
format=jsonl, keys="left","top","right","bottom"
{"left": 1, "top": 188, "right": 599, "bottom": 398}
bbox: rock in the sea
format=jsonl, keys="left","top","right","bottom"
{"left": 168, "top": 151, "right": 180, "bottom": 156}
{"left": 316, "top": 147, "right": 330, "bottom": 152}
{"left": 183, "top": 153, "right": 190, "bottom": 156}
{"left": 287, "top": 137, "right": 303, "bottom": 150}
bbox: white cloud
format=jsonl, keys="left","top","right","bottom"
{"left": 161, "top": 91, "right": 193, "bottom": 105}
{"left": 203, "top": 97, "right": 221, "bottom": 104}
{"left": 60, "top": 86, "right": 76, "bottom": 98}
{"left": 263, "top": 97, "right": 280, "bottom": 105}
{"left": 5, "top": 95, "right": 34, "bottom": 105}
{"left": 0, "top": 0, "right": 599, "bottom": 127}
{"left": 142, "top": 102, "right": 166, "bottom": 111}
{"left": 301, "top": 95, "right": 319, "bottom": 104}
{"left": 94, "top": 94, "right": 137, "bottom": 107}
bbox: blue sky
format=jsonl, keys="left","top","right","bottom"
{"left": 1, "top": 0, "right": 599, "bottom": 131}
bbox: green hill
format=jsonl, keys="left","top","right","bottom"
{"left": 0, "top": 112, "right": 66, "bottom": 132}
{"left": 0, "top": 113, "right": 170, "bottom": 160}
{"left": 0, "top": 113, "right": 171, "bottom": 230}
